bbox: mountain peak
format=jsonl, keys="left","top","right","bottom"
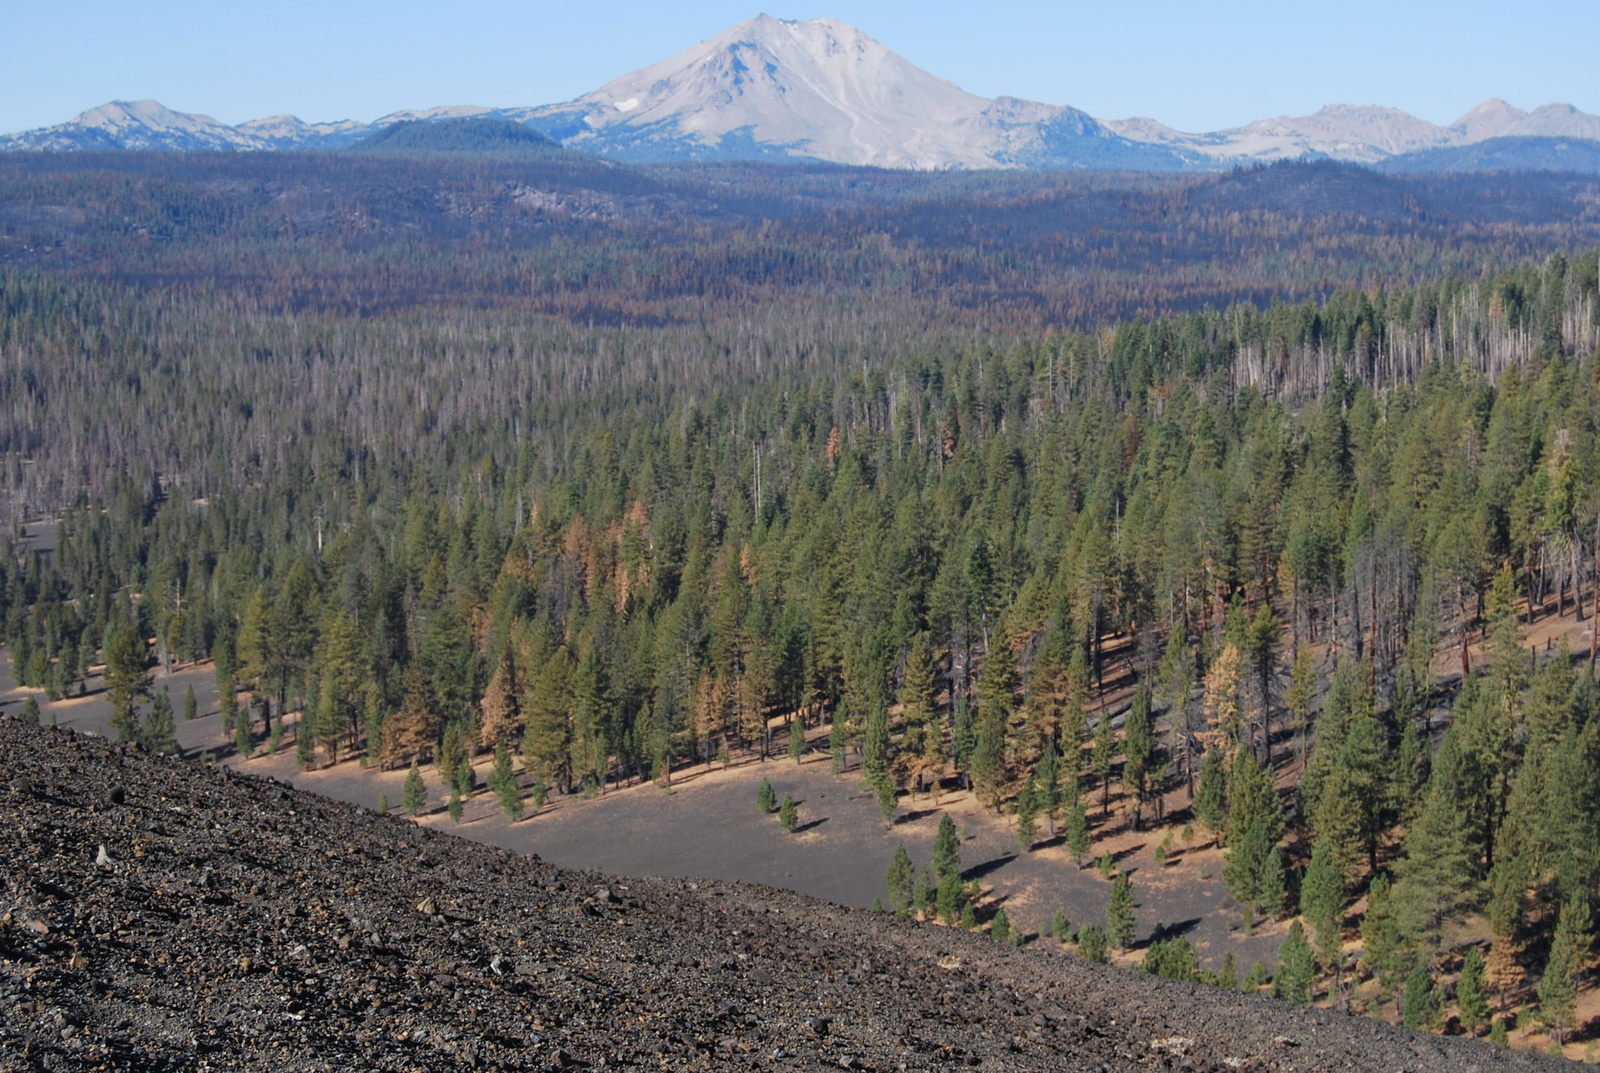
{"left": 530, "top": 15, "right": 996, "bottom": 168}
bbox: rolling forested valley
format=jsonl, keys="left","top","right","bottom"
{"left": 4, "top": 142, "right": 1600, "bottom": 1054}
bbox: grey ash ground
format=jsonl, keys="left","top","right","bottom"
{"left": 1, "top": 720, "right": 1552, "bottom": 1072}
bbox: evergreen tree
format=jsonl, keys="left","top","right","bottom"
{"left": 490, "top": 740, "right": 523, "bottom": 822}
{"left": 1076, "top": 925, "right": 1108, "bottom": 964}
{"left": 1122, "top": 683, "right": 1156, "bottom": 829}
{"left": 1272, "top": 921, "right": 1314, "bottom": 1004}
{"left": 788, "top": 717, "right": 806, "bottom": 763}
{"left": 951, "top": 697, "right": 977, "bottom": 787}
{"left": 20, "top": 695, "right": 39, "bottom": 725}
{"left": 1218, "top": 952, "right": 1238, "bottom": 990}
{"left": 1091, "top": 707, "right": 1116, "bottom": 817}
{"left": 104, "top": 614, "right": 150, "bottom": 742}
{"left": 779, "top": 793, "right": 798, "bottom": 831}
{"left": 403, "top": 763, "right": 427, "bottom": 816}
{"left": 1401, "top": 964, "right": 1436, "bottom": 1030}
{"left": 936, "top": 870, "right": 964, "bottom": 924}
{"left": 990, "top": 906, "right": 1011, "bottom": 945}
{"left": 1391, "top": 783, "right": 1475, "bottom": 958}
{"left": 378, "top": 791, "right": 388, "bottom": 814}
{"left": 1142, "top": 938, "right": 1200, "bottom": 981}
{"left": 863, "top": 699, "right": 891, "bottom": 786}
{"left": 1065, "top": 793, "right": 1091, "bottom": 867}
{"left": 1301, "top": 840, "right": 1347, "bottom": 1000}
{"left": 1016, "top": 771, "right": 1039, "bottom": 851}
{"left": 184, "top": 683, "right": 197, "bottom": 722}
{"left": 829, "top": 709, "right": 847, "bottom": 775}
{"left": 1223, "top": 748, "right": 1285, "bottom": 931}
{"left": 1036, "top": 740, "right": 1063, "bottom": 836}
{"left": 1285, "top": 645, "right": 1314, "bottom": 773}
{"left": 1195, "top": 748, "right": 1226, "bottom": 834}
{"left": 757, "top": 776, "right": 777, "bottom": 813}
{"left": 1538, "top": 899, "right": 1589, "bottom": 1047}
{"left": 877, "top": 775, "right": 899, "bottom": 826}
{"left": 932, "top": 812, "right": 962, "bottom": 881}
{"left": 142, "top": 686, "right": 178, "bottom": 755}
{"left": 886, "top": 844, "right": 915, "bottom": 915}
{"left": 1106, "top": 872, "right": 1137, "bottom": 951}
{"left": 1457, "top": 946, "right": 1490, "bottom": 1037}
{"left": 447, "top": 786, "right": 464, "bottom": 822}
{"left": 1051, "top": 908, "right": 1071, "bottom": 942}
{"left": 235, "top": 716, "right": 253, "bottom": 761}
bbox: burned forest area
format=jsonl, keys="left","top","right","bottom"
{"left": 2, "top": 148, "right": 1600, "bottom": 1069}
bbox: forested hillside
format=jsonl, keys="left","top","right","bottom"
{"left": 3, "top": 149, "right": 1600, "bottom": 1046}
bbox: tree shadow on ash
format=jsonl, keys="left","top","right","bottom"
{"left": 791, "top": 817, "right": 829, "bottom": 834}
{"left": 961, "top": 855, "right": 1016, "bottom": 883}
{"left": 896, "top": 808, "right": 941, "bottom": 825}
{"left": 1144, "top": 917, "right": 1203, "bottom": 946}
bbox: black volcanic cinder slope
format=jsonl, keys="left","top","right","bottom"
{"left": 0, "top": 721, "right": 1556, "bottom": 1072}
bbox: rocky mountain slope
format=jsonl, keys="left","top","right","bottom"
{"left": 0, "top": 718, "right": 1559, "bottom": 1071}
{"left": 4, "top": 17, "right": 1596, "bottom": 172}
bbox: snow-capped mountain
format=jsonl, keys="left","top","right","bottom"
{"left": 2, "top": 16, "right": 1597, "bottom": 172}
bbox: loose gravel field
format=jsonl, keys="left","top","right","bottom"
{"left": 1, "top": 718, "right": 1555, "bottom": 1072}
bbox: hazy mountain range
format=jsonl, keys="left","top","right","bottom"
{"left": 5, "top": 15, "right": 1598, "bottom": 172}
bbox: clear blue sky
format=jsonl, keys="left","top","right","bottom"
{"left": 6, "top": 1, "right": 1597, "bottom": 134}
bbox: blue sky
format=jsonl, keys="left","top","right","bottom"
{"left": 6, "top": 1, "right": 1597, "bottom": 134}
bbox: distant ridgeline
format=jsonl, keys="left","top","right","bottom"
{"left": 345, "top": 118, "right": 571, "bottom": 159}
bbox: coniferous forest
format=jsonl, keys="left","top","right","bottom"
{"left": 4, "top": 148, "right": 1600, "bottom": 1047}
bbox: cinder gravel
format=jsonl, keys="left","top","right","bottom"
{"left": 0, "top": 720, "right": 1555, "bottom": 1071}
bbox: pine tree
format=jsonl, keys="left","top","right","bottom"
{"left": 403, "top": 763, "right": 428, "bottom": 817}
{"left": 478, "top": 645, "right": 522, "bottom": 748}
{"left": 1285, "top": 645, "right": 1314, "bottom": 773}
{"left": 447, "top": 786, "right": 464, "bottom": 822}
{"left": 489, "top": 740, "right": 523, "bottom": 821}
{"left": 20, "top": 695, "right": 39, "bottom": 725}
{"left": 1391, "top": 783, "right": 1475, "bottom": 958}
{"left": 1301, "top": 840, "right": 1347, "bottom": 1001}
{"left": 1051, "top": 908, "right": 1071, "bottom": 942}
{"left": 1223, "top": 748, "right": 1285, "bottom": 932}
{"left": 788, "top": 717, "right": 806, "bottom": 763}
{"left": 1272, "top": 921, "right": 1314, "bottom": 1004}
{"left": 104, "top": 614, "right": 150, "bottom": 742}
{"left": 936, "top": 870, "right": 964, "bottom": 924}
{"left": 1195, "top": 748, "right": 1226, "bottom": 834}
{"left": 1065, "top": 793, "right": 1091, "bottom": 867}
{"left": 378, "top": 791, "right": 388, "bottom": 814}
{"left": 990, "top": 906, "right": 1011, "bottom": 945}
{"left": 184, "top": 683, "right": 197, "bottom": 722}
{"left": 1538, "top": 899, "right": 1589, "bottom": 1046}
{"left": 1218, "top": 952, "right": 1238, "bottom": 989}
{"left": 779, "top": 793, "right": 798, "bottom": 831}
{"left": 1122, "top": 683, "right": 1156, "bottom": 829}
{"left": 829, "top": 709, "right": 847, "bottom": 774}
{"left": 972, "top": 636, "right": 1015, "bottom": 808}
{"left": 863, "top": 699, "right": 891, "bottom": 786}
{"left": 142, "top": 686, "right": 178, "bottom": 755}
{"left": 886, "top": 844, "right": 915, "bottom": 915}
{"left": 877, "top": 776, "right": 898, "bottom": 826}
{"left": 235, "top": 716, "right": 253, "bottom": 761}
{"left": 219, "top": 675, "right": 238, "bottom": 733}
{"left": 1016, "top": 771, "right": 1039, "bottom": 851}
{"left": 1106, "top": 872, "right": 1137, "bottom": 951}
{"left": 932, "top": 812, "right": 961, "bottom": 881}
{"left": 1036, "top": 740, "right": 1063, "bottom": 836}
{"left": 1457, "top": 946, "right": 1490, "bottom": 1037}
{"left": 757, "top": 777, "right": 777, "bottom": 813}
{"left": 1091, "top": 708, "right": 1115, "bottom": 817}
{"left": 1076, "top": 925, "right": 1108, "bottom": 964}
{"left": 1401, "top": 964, "right": 1436, "bottom": 1029}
